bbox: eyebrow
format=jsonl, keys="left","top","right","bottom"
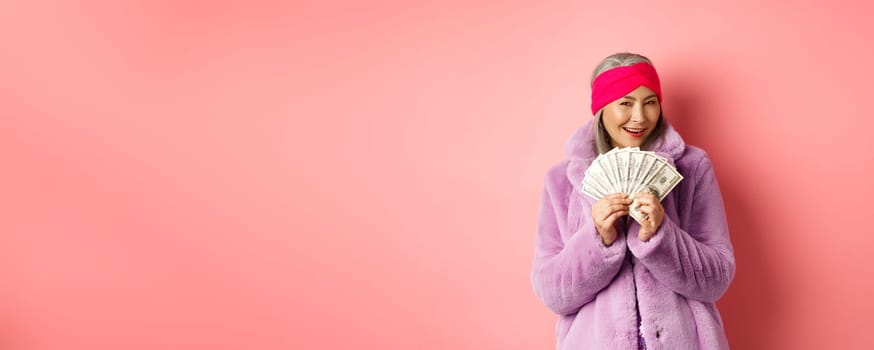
{"left": 621, "top": 94, "right": 658, "bottom": 101}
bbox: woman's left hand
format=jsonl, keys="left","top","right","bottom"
{"left": 634, "top": 192, "right": 664, "bottom": 242}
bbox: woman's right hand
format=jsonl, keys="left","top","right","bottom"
{"left": 592, "top": 193, "right": 632, "bottom": 246}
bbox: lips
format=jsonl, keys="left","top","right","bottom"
{"left": 623, "top": 127, "right": 647, "bottom": 137}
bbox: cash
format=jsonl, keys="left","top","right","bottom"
{"left": 581, "top": 147, "right": 683, "bottom": 225}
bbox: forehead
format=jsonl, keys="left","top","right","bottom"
{"left": 621, "top": 85, "right": 657, "bottom": 99}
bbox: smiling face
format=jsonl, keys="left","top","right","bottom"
{"left": 600, "top": 85, "right": 661, "bottom": 148}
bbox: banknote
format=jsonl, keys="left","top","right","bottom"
{"left": 580, "top": 147, "right": 683, "bottom": 225}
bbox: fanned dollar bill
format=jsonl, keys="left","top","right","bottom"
{"left": 580, "top": 147, "right": 683, "bottom": 225}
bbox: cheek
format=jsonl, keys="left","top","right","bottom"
{"left": 602, "top": 108, "right": 627, "bottom": 128}
{"left": 647, "top": 105, "right": 661, "bottom": 119}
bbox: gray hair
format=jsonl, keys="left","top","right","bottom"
{"left": 590, "top": 52, "right": 665, "bottom": 154}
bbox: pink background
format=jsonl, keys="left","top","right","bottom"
{"left": 2, "top": 0, "right": 872, "bottom": 349}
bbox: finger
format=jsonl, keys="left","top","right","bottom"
{"left": 608, "top": 203, "right": 630, "bottom": 212}
{"left": 611, "top": 196, "right": 633, "bottom": 206}
{"left": 635, "top": 206, "right": 654, "bottom": 222}
{"left": 646, "top": 201, "right": 663, "bottom": 215}
{"left": 608, "top": 193, "right": 631, "bottom": 201}
{"left": 640, "top": 211, "right": 654, "bottom": 226}
{"left": 594, "top": 196, "right": 624, "bottom": 211}
{"left": 639, "top": 199, "right": 664, "bottom": 214}
{"left": 634, "top": 193, "right": 656, "bottom": 205}
{"left": 642, "top": 187, "right": 660, "bottom": 197}
{"left": 599, "top": 200, "right": 627, "bottom": 210}
{"left": 602, "top": 207, "right": 628, "bottom": 222}
{"left": 637, "top": 205, "right": 653, "bottom": 216}
{"left": 604, "top": 210, "right": 629, "bottom": 224}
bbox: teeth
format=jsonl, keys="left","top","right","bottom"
{"left": 624, "top": 128, "right": 644, "bottom": 133}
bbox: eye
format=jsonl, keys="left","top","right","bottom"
{"left": 645, "top": 100, "right": 657, "bottom": 104}
{"left": 620, "top": 101, "right": 632, "bottom": 106}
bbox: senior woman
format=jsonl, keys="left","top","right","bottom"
{"left": 530, "top": 52, "right": 735, "bottom": 349}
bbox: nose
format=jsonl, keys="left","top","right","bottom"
{"left": 630, "top": 104, "right": 644, "bottom": 122}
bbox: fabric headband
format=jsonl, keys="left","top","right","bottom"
{"left": 590, "top": 62, "right": 662, "bottom": 115}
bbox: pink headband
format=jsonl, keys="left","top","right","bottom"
{"left": 590, "top": 62, "right": 662, "bottom": 115}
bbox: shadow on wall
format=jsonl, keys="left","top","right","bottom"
{"left": 666, "top": 61, "right": 781, "bottom": 350}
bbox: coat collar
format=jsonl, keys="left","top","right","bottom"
{"left": 565, "top": 118, "right": 687, "bottom": 192}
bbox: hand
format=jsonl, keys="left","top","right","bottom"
{"left": 633, "top": 192, "right": 665, "bottom": 242}
{"left": 592, "top": 193, "right": 632, "bottom": 246}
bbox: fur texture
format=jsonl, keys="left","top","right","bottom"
{"left": 531, "top": 118, "right": 735, "bottom": 349}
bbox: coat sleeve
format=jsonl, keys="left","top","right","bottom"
{"left": 627, "top": 155, "right": 736, "bottom": 302}
{"left": 530, "top": 164, "right": 628, "bottom": 316}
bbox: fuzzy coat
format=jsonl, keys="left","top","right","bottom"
{"left": 530, "top": 119, "right": 735, "bottom": 349}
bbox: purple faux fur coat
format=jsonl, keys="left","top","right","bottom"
{"left": 531, "top": 119, "right": 735, "bottom": 349}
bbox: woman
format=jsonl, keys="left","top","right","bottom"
{"left": 530, "top": 52, "right": 735, "bottom": 349}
